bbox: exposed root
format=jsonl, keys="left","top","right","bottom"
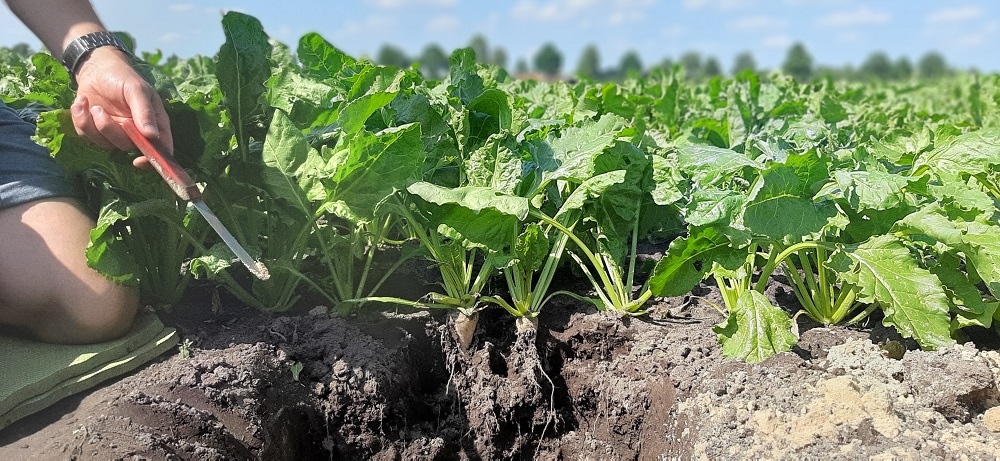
{"left": 452, "top": 311, "right": 479, "bottom": 350}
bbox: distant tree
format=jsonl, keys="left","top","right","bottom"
{"left": 732, "top": 51, "right": 756, "bottom": 75}
{"left": 468, "top": 34, "right": 490, "bottom": 64}
{"left": 703, "top": 57, "right": 722, "bottom": 78}
{"left": 418, "top": 43, "right": 449, "bottom": 79}
{"left": 515, "top": 58, "right": 529, "bottom": 75}
{"left": 376, "top": 44, "right": 410, "bottom": 68}
{"left": 782, "top": 42, "right": 813, "bottom": 81}
{"left": 619, "top": 50, "right": 643, "bottom": 77}
{"left": 679, "top": 51, "right": 703, "bottom": 79}
{"left": 918, "top": 51, "right": 948, "bottom": 79}
{"left": 655, "top": 57, "right": 675, "bottom": 74}
{"left": 892, "top": 56, "right": 913, "bottom": 80}
{"left": 534, "top": 42, "right": 563, "bottom": 77}
{"left": 860, "top": 52, "right": 893, "bottom": 80}
{"left": 576, "top": 44, "right": 601, "bottom": 79}
{"left": 491, "top": 47, "right": 508, "bottom": 69}
{"left": 10, "top": 42, "right": 33, "bottom": 57}
{"left": 815, "top": 65, "right": 855, "bottom": 81}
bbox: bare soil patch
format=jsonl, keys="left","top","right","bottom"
{"left": 3, "top": 275, "right": 1000, "bottom": 459}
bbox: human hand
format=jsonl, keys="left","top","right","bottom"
{"left": 70, "top": 47, "right": 173, "bottom": 169}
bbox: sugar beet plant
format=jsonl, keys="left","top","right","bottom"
{"left": 4, "top": 13, "right": 999, "bottom": 362}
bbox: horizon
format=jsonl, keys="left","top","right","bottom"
{"left": 1, "top": 1, "right": 998, "bottom": 73}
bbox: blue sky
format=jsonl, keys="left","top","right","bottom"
{"left": 2, "top": 1, "right": 999, "bottom": 73}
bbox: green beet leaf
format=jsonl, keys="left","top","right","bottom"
{"left": 832, "top": 235, "right": 954, "bottom": 349}
{"left": 261, "top": 110, "right": 326, "bottom": 220}
{"left": 216, "top": 11, "right": 272, "bottom": 157}
{"left": 296, "top": 32, "right": 357, "bottom": 84}
{"left": 338, "top": 66, "right": 406, "bottom": 136}
{"left": 648, "top": 226, "right": 730, "bottom": 298}
{"left": 913, "top": 128, "right": 1000, "bottom": 179}
{"left": 406, "top": 183, "right": 530, "bottom": 250}
{"left": 675, "top": 145, "right": 760, "bottom": 188}
{"left": 324, "top": 123, "right": 425, "bottom": 222}
{"left": 713, "top": 290, "right": 796, "bottom": 364}
{"left": 743, "top": 165, "right": 837, "bottom": 242}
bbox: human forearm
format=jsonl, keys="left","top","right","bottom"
{"left": 5, "top": 0, "right": 106, "bottom": 59}
{"left": 6, "top": 0, "right": 173, "bottom": 156}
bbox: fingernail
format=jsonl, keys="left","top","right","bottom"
{"left": 146, "top": 124, "right": 160, "bottom": 137}
{"left": 71, "top": 104, "right": 84, "bottom": 116}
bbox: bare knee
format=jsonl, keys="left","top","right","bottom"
{"left": 35, "top": 283, "right": 140, "bottom": 344}
{"left": 70, "top": 284, "right": 140, "bottom": 343}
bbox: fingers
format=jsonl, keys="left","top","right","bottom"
{"left": 132, "top": 156, "right": 155, "bottom": 171}
{"left": 70, "top": 95, "right": 132, "bottom": 151}
{"left": 72, "top": 83, "right": 174, "bottom": 158}
{"left": 124, "top": 83, "right": 174, "bottom": 153}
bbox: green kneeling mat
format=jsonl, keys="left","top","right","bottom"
{"left": 0, "top": 312, "right": 178, "bottom": 431}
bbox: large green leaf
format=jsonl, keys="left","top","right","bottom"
{"left": 675, "top": 145, "right": 760, "bottom": 187}
{"left": 554, "top": 170, "right": 627, "bottom": 219}
{"left": 296, "top": 32, "right": 357, "bottom": 84}
{"left": 261, "top": 110, "right": 325, "bottom": 219}
{"left": 339, "top": 66, "right": 406, "bottom": 135}
{"left": 897, "top": 205, "right": 1000, "bottom": 298}
{"left": 744, "top": 165, "right": 837, "bottom": 242}
{"left": 683, "top": 188, "right": 746, "bottom": 229}
{"left": 466, "top": 89, "right": 513, "bottom": 140}
{"left": 713, "top": 290, "right": 796, "bottom": 364}
{"left": 448, "top": 48, "right": 484, "bottom": 105}
{"left": 325, "top": 123, "right": 425, "bottom": 221}
{"left": 914, "top": 128, "right": 1000, "bottom": 179}
{"left": 650, "top": 154, "right": 685, "bottom": 206}
{"left": 407, "top": 183, "right": 530, "bottom": 250}
{"left": 817, "top": 170, "right": 914, "bottom": 212}
{"left": 648, "top": 226, "right": 730, "bottom": 297}
{"left": 216, "top": 12, "right": 272, "bottom": 152}
{"left": 832, "top": 235, "right": 954, "bottom": 349}
{"left": 539, "top": 114, "right": 627, "bottom": 184}
{"left": 266, "top": 41, "right": 336, "bottom": 123}
{"left": 466, "top": 133, "right": 523, "bottom": 194}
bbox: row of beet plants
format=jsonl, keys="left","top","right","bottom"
{"left": 3, "top": 12, "right": 999, "bottom": 362}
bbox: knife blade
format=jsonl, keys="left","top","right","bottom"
{"left": 121, "top": 119, "right": 270, "bottom": 281}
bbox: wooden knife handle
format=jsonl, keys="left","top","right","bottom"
{"left": 121, "top": 119, "right": 201, "bottom": 201}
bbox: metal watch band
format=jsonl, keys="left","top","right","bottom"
{"left": 61, "top": 31, "right": 132, "bottom": 84}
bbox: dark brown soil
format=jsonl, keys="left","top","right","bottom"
{"left": 3, "top": 274, "right": 1000, "bottom": 459}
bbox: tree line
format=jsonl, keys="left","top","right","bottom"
{"left": 1, "top": 36, "right": 955, "bottom": 83}
{"left": 377, "top": 36, "right": 956, "bottom": 82}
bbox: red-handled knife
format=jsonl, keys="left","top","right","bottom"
{"left": 121, "top": 119, "right": 270, "bottom": 281}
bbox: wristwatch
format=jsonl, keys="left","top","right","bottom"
{"left": 61, "top": 31, "right": 133, "bottom": 85}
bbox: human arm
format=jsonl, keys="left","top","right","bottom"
{"left": 5, "top": 0, "right": 172, "bottom": 160}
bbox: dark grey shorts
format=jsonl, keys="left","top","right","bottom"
{"left": 0, "top": 100, "right": 76, "bottom": 210}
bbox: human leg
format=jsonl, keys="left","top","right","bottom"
{"left": 0, "top": 101, "right": 137, "bottom": 344}
{"left": 0, "top": 197, "right": 138, "bottom": 343}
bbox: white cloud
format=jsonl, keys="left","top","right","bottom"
{"left": 954, "top": 20, "right": 999, "bottom": 47}
{"left": 369, "top": 0, "right": 457, "bottom": 9}
{"left": 819, "top": 6, "right": 890, "bottom": 28}
{"left": 925, "top": 6, "right": 982, "bottom": 24}
{"left": 683, "top": 0, "right": 755, "bottom": 12}
{"left": 512, "top": 0, "right": 597, "bottom": 22}
{"left": 336, "top": 16, "right": 396, "bottom": 39}
{"left": 661, "top": 24, "right": 687, "bottom": 38}
{"left": 168, "top": 4, "right": 194, "bottom": 13}
{"left": 782, "top": 0, "right": 848, "bottom": 5}
{"left": 427, "top": 15, "right": 460, "bottom": 32}
{"left": 729, "top": 15, "right": 788, "bottom": 31}
{"left": 511, "top": 0, "right": 652, "bottom": 24}
{"left": 837, "top": 31, "right": 861, "bottom": 43}
{"left": 159, "top": 32, "right": 182, "bottom": 44}
{"left": 763, "top": 34, "right": 792, "bottom": 48}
